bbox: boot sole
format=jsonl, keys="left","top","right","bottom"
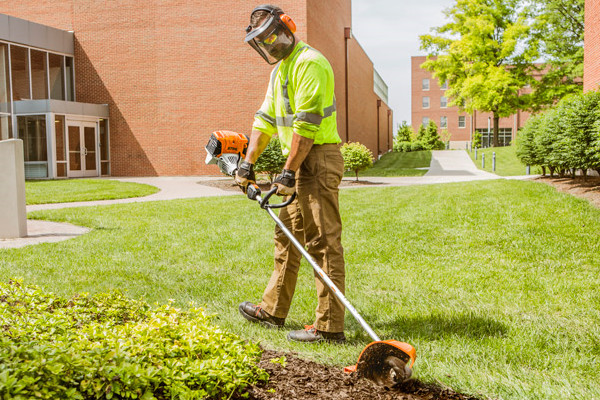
{"left": 238, "top": 305, "right": 284, "bottom": 329}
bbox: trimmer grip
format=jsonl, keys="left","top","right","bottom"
{"left": 246, "top": 183, "right": 261, "bottom": 200}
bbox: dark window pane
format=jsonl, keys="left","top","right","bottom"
{"left": 18, "top": 115, "right": 47, "bottom": 162}
{"left": 11, "top": 46, "right": 30, "bottom": 100}
{"left": 31, "top": 50, "right": 48, "bottom": 99}
{"left": 65, "top": 57, "right": 75, "bottom": 101}
{"left": 56, "top": 163, "right": 67, "bottom": 177}
{"left": 49, "top": 53, "right": 65, "bottom": 100}
{"left": 0, "top": 43, "right": 10, "bottom": 112}
{"left": 99, "top": 119, "right": 109, "bottom": 160}
{"left": 55, "top": 115, "right": 66, "bottom": 161}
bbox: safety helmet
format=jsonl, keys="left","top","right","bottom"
{"left": 245, "top": 5, "right": 297, "bottom": 65}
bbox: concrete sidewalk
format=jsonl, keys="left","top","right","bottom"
{"left": 1, "top": 150, "right": 536, "bottom": 249}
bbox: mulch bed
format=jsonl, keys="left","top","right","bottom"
{"left": 242, "top": 349, "right": 483, "bottom": 400}
{"left": 536, "top": 176, "right": 600, "bottom": 208}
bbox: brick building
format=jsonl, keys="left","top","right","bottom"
{"left": 584, "top": 0, "right": 600, "bottom": 92}
{"left": 411, "top": 56, "right": 533, "bottom": 148}
{"left": 0, "top": 1, "right": 392, "bottom": 178}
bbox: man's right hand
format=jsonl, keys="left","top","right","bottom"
{"left": 235, "top": 161, "right": 256, "bottom": 192}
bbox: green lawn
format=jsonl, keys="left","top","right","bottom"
{"left": 467, "top": 145, "right": 531, "bottom": 176}
{"left": 2, "top": 180, "right": 600, "bottom": 399}
{"left": 25, "top": 179, "right": 159, "bottom": 205}
{"left": 346, "top": 150, "right": 432, "bottom": 178}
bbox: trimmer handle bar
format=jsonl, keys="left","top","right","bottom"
{"left": 246, "top": 184, "right": 297, "bottom": 209}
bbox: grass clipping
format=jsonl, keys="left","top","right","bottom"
{"left": 0, "top": 280, "right": 267, "bottom": 399}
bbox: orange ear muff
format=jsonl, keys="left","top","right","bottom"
{"left": 280, "top": 14, "right": 296, "bottom": 33}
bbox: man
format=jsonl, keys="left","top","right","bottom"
{"left": 235, "top": 4, "right": 346, "bottom": 343}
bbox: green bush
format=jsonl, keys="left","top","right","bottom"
{"left": 517, "top": 91, "right": 600, "bottom": 178}
{"left": 255, "top": 136, "right": 287, "bottom": 182}
{"left": 472, "top": 131, "right": 482, "bottom": 149}
{"left": 394, "top": 141, "right": 413, "bottom": 153}
{"left": 341, "top": 142, "right": 373, "bottom": 181}
{"left": 410, "top": 141, "right": 425, "bottom": 152}
{"left": 393, "top": 121, "right": 413, "bottom": 151}
{"left": 0, "top": 280, "right": 267, "bottom": 399}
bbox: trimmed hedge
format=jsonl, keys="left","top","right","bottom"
{"left": 0, "top": 280, "right": 267, "bottom": 399}
{"left": 517, "top": 91, "right": 600, "bottom": 178}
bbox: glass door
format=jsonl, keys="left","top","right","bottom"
{"left": 67, "top": 122, "right": 98, "bottom": 177}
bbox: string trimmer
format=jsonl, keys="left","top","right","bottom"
{"left": 205, "top": 130, "right": 417, "bottom": 386}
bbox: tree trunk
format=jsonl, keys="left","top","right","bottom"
{"left": 493, "top": 112, "right": 500, "bottom": 147}
{"left": 541, "top": 166, "right": 546, "bottom": 176}
{"left": 582, "top": 169, "right": 588, "bottom": 181}
{"left": 355, "top": 170, "right": 359, "bottom": 182}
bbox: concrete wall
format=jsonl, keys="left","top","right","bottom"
{"left": 0, "top": 139, "right": 27, "bottom": 238}
{"left": 585, "top": 0, "right": 600, "bottom": 92}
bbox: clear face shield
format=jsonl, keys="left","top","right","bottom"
{"left": 245, "top": 14, "right": 295, "bottom": 65}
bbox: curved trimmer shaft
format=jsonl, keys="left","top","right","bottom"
{"left": 253, "top": 189, "right": 381, "bottom": 342}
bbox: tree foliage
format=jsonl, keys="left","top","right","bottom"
{"left": 254, "top": 136, "right": 287, "bottom": 182}
{"left": 341, "top": 142, "right": 373, "bottom": 181}
{"left": 525, "top": 0, "right": 584, "bottom": 109}
{"left": 516, "top": 91, "right": 600, "bottom": 179}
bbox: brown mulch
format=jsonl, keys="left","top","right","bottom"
{"left": 242, "top": 349, "right": 483, "bottom": 400}
{"left": 536, "top": 176, "right": 600, "bottom": 208}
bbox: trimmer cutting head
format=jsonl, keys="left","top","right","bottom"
{"left": 344, "top": 340, "right": 416, "bottom": 387}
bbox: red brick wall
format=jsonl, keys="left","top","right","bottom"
{"left": 1, "top": 1, "right": 388, "bottom": 175}
{"left": 412, "top": 56, "right": 531, "bottom": 145}
{"left": 585, "top": 0, "right": 600, "bottom": 92}
{"left": 306, "top": 0, "right": 350, "bottom": 141}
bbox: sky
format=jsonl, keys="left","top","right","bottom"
{"left": 350, "top": 0, "right": 456, "bottom": 129}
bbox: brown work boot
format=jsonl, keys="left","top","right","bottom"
{"left": 239, "top": 301, "right": 285, "bottom": 328}
{"left": 287, "top": 325, "right": 346, "bottom": 343}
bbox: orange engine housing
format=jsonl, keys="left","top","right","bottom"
{"left": 207, "top": 130, "right": 249, "bottom": 158}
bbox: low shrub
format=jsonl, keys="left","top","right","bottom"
{"left": 254, "top": 136, "right": 287, "bottom": 182}
{"left": 394, "top": 141, "right": 413, "bottom": 152}
{"left": 341, "top": 142, "right": 373, "bottom": 181}
{"left": 0, "top": 279, "right": 267, "bottom": 399}
{"left": 410, "top": 141, "right": 425, "bottom": 152}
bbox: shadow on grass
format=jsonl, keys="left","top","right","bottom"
{"left": 345, "top": 312, "right": 508, "bottom": 343}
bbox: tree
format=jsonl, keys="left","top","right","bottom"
{"left": 340, "top": 142, "right": 373, "bottom": 181}
{"left": 420, "top": 0, "right": 537, "bottom": 147}
{"left": 254, "top": 136, "right": 287, "bottom": 183}
{"left": 396, "top": 121, "right": 413, "bottom": 142}
{"left": 526, "top": 0, "right": 584, "bottom": 109}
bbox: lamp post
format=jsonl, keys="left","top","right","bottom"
{"left": 487, "top": 116, "right": 491, "bottom": 148}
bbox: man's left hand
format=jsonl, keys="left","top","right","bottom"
{"left": 273, "top": 169, "right": 296, "bottom": 196}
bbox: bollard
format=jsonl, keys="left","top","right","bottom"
{"left": 475, "top": 147, "right": 478, "bottom": 160}
{"left": 482, "top": 153, "right": 485, "bottom": 169}
{"left": 526, "top": 165, "right": 530, "bottom": 175}
{"left": 492, "top": 152, "right": 496, "bottom": 172}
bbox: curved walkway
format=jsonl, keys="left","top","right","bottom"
{"left": 1, "top": 151, "right": 536, "bottom": 249}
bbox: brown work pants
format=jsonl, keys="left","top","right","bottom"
{"left": 260, "top": 143, "right": 346, "bottom": 333}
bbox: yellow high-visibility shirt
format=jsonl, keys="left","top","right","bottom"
{"left": 252, "top": 41, "right": 341, "bottom": 155}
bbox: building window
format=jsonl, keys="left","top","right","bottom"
{"left": 458, "top": 116, "right": 466, "bottom": 128}
{"left": 441, "top": 80, "right": 448, "bottom": 90}
{"left": 476, "top": 128, "right": 513, "bottom": 147}
{"left": 422, "top": 78, "right": 430, "bottom": 91}
{"left": 441, "top": 96, "right": 448, "bottom": 108}
{"left": 440, "top": 116, "right": 447, "bottom": 128}
{"left": 11, "top": 45, "right": 30, "bottom": 100}
{"left": 422, "top": 96, "right": 430, "bottom": 108}
{"left": 422, "top": 117, "right": 429, "bottom": 126}
{"left": 65, "top": 57, "right": 75, "bottom": 101}
{"left": 30, "top": 49, "right": 49, "bottom": 100}
{"left": 55, "top": 115, "right": 67, "bottom": 177}
{"left": 0, "top": 43, "right": 10, "bottom": 114}
{"left": 49, "top": 53, "right": 65, "bottom": 100}
{"left": 99, "top": 119, "right": 110, "bottom": 176}
{"left": 18, "top": 115, "right": 48, "bottom": 179}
